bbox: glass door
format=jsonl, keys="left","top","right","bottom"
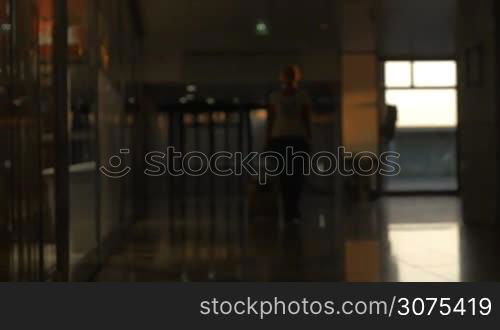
{"left": 383, "top": 60, "right": 458, "bottom": 193}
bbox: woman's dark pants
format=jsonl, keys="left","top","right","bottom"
{"left": 268, "top": 136, "right": 310, "bottom": 224}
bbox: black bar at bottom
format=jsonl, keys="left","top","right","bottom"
{"left": 0, "top": 284, "right": 499, "bottom": 328}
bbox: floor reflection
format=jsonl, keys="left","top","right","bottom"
{"left": 388, "top": 223, "right": 460, "bottom": 281}
{"left": 95, "top": 193, "right": 500, "bottom": 282}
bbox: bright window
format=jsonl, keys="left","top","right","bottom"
{"left": 385, "top": 61, "right": 412, "bottom": 88}
{"left": 413, "top": 61, "right": 457, "bottom": 87}
{"left": 384, "top": 60, "right": 457, "bottom": 128}
{"left": 385, "top": 89, "right": 457, "bottom": 128}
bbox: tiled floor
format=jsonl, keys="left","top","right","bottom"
{"left": 95, "top": 194, "right": 500, "bottom": 282}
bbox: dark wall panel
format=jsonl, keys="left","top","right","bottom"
{"left": 381, "top": 0, "right": 456, "bottom": 58}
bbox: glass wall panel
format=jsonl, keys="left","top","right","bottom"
{"left": 0, "top": 0, "right": 14, "bottom": 281}
{"left": 384, "top": 61, "right": 412, "bottom": 88}
{"left": 66, "top": 0, "right": 138, "bottom": 279}
{"left": 67, "top": 0, "right": 99, "bottom": 276}
{"left": 0, "top": 0, "right": 47, "bottom": 280}
{"left": 38, "top": 0, "right": 57, "bottom": 278}
{"left": 0, "top": 0, "right": 138, "bottom": 280}
{"left": 413, "top": 61, "right": 457, "bottom": 87}
{"left": 385, "top": 89, "right": 457, "bottom": 128}
{"left": 96, "top": 2, "right": 119, "bottom": 239}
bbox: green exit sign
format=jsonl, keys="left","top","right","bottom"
{"left": 255, "top": 20, "right": 269, "bottom": 36}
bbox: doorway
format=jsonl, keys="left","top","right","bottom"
{"left": 383, "top": 60, "right": 458, "bottom": 193}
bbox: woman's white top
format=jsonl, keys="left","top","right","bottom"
{"left": 270, "top": 89, "right": 311, "bottom": 138}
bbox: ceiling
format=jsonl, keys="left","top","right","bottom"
{"left": 137, "top": 0, "right": 339, "bottom": 53}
